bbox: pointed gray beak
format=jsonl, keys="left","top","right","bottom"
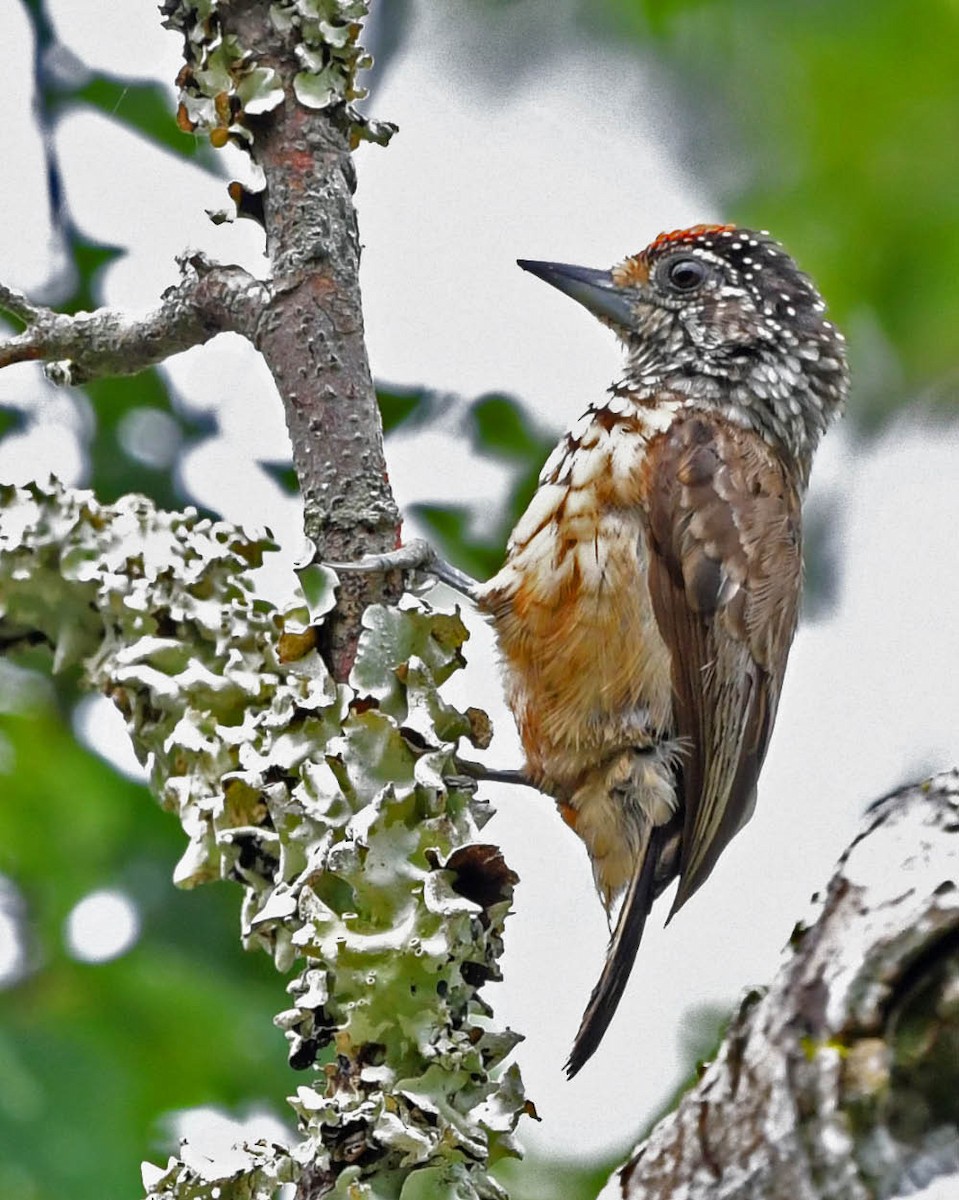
{"left": 517, "top": 259, "right": 635, "bottom": 327}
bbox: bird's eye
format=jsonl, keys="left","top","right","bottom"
{"left": 664, "top": 257, "right": 708, "bottom": 292}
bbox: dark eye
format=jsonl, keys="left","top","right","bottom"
{"left": 665, "top": 257, "right": 708, "bottom": 292}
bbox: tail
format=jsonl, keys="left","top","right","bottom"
{"left": 565, "top": 826, "right": 664, "bottom": 1079}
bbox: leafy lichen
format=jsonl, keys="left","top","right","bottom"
{"left": 0, "top": 480, "right": 524, "bottom": 1200}
{"left": 161, "top": 0, "right": 397, "bottom": 148}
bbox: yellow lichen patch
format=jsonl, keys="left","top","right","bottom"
{"left": 278, "top": 623, "right": 318, "bottom": 663}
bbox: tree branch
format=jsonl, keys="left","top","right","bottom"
{"left": 162, "top": 0, "right": 404, "bottom": 681}
{"left": 0, "top": 254, "right": 268, "bottom": 383}
{"left": 0, "top": 282, "right": 41, "bottom": 326}
{"left": 615, "top": 771, "right": 959, "bottom": 1200}
{"left": 2, "top": 0, "right": 404, "bottom": 682}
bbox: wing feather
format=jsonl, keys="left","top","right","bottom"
{"left": 644, "top": 414, "right": 802, "bottom": 916}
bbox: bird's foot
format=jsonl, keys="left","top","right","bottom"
{"left": 456, "top": 759, "right": 533, "bottom": 788}
{"left": 325, "top": 538, "right": 481, "bottom": 602}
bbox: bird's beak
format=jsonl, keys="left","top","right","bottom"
{"left": 517, "top": 259, "right": 636, "bottom": 327}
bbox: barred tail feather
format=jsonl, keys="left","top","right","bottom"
{"left": 565, "top": 826, "right": 664, "bottom": 1079}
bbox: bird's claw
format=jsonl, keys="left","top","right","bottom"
{"left": 456, "top": 759, "right": 533, "bottom": 787}
{"left": 326, "top": 538, "right": 436, "bottom": 576}
{"left": 325, "top": 539, "right": 481, "bottom": 602}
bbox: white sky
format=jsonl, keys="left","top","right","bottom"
{"left": 1, "top": 0, "right": 958, "bottom": 1173}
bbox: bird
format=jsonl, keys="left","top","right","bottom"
{"left": 476, "top": 224, "right": 848, "bottom": 1078}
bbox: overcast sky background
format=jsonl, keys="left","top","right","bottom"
{"left": 1, "top": 0, "right": 958, "bottom": 1176}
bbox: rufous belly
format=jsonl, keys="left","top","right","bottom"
{"left": 480, "top": 424, "right": 678, "bottom": 904}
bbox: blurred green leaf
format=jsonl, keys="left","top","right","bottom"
{"left": 11, "top": 0, "right": 221, "bottom": 519}
{"left": 0, "top": 406, "right": 28, "bottom": 440}
{"left": 0, "top": 697, "right": 293, "bottom": 1200}
{"left": 370, "top": 389, "right": 561, "bottom": 580}
{"left": 377, "top": 384, "right": 456, "bottom": 436}
{"left": 258, "top": 460, "right": 299, "bottom": 495}
{"left": 587, "top": 0, "right": 694, "bottom": 38}
{"left": 55, "top": 74, "right": 217, "bottom": 167}
{"left": 595, "top": 0, "right": 959, "bottom": 424}
{"left": 62, "top": 232, "right": 125, "bottom": 316}
{"left": 409, "top": 502, "right": 502, "bottom": 580}
{"left": 83, "top": 369, "right": 217, "bottom": 511}
{"left": 378, "top": 385, "right": 424, "bottom": 435}
{"left": 466, "top": 392, "right": 556, "bottom": 544}
{"left": 468, "top": 393, "right": 550, "bottom": 461}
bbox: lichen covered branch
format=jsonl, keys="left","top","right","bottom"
{"left": 4, "top": 0, "right": 403, "bottom": 680}
{"left": 162, "top": 0, "right": 403, "bottom": 679}
{"left": 0, "top": 256, "right": 268, "bottom": 384}
{"left": 616, "top": 773, "right": 959, "bottom": 1200}
{"left": 0, "top": 481, "right": 526, "bottom": 1200}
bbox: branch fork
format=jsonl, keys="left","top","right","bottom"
{"left": 0, "top": 253, "right": 269, "bottom": 385}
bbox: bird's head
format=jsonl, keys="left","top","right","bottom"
{"left": 518, "top": 224, "right": 848, "bottom": 478}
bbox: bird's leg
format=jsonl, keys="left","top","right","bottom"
{"left": 456, "top": 759, "right": 533, "bottom": 788}
{"left": 324, "top": 538, "right": 482, "bottom": 603}
{"left": 326, "top": 543, "right": 535, "bottom": 786}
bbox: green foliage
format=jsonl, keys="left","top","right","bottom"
{"left": 0, "top": 406, "right": 27, "bottom": 440}
{"left": 596, "top": 0, "right": 959, "bottom": 423}
{"left": 61, "top": 234, "right": 126, "bottom": 316}
{"left": 85, "top": 370, "right": 216, "bottom": 510}
{"left": 52, "top": 74, "right": 218, "bottom": 166}
{"left": 377, "top": 387, "right": 556, "bottom": 580}
{"left": 376, "top": 386, "right": 454, "bottom": 439}
{"left": 9, "top": 0, "right": 223, "bottom": 518}
{"left": 0, "top": 485, "right": 292, "bottom": 1199}
{"left": 0, "top": 694, "right": 292, "bottom": 1200}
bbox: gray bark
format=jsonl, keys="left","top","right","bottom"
{"left": 614, "top": 771, "right": 959, "bottom": 1200}
{"left": 0, "top": 258, "right": 268, "bottom": 381}
{"left": 212, "top": 1, "right": 403, "bottom": 682}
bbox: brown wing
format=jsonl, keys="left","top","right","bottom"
{"left": 645, "top": 413, "right": 803, "bottom": 917}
